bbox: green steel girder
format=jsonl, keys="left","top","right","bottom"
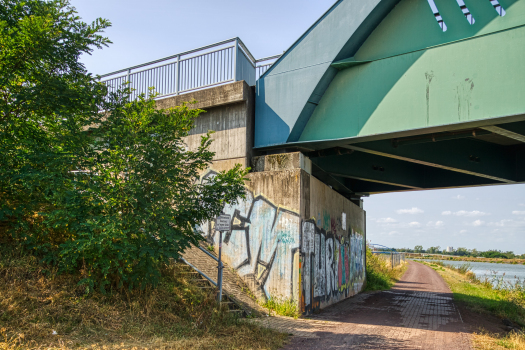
{"left": 311, "top": 150, "right": 503, "bottom": 194}
{"left": 336, "top": 177, "right": 408, "bottom": 194}
{"left": 297, "top": 0, "right": 525, "bottom": 143}
{"left": 344, "top": 137, "right": 517, "bottom": 183}
{"left": 481, "top": 126, "right": 525, "bottom": 143}
{"left": 311, "top": 152, "right": 424, "bottom": 189}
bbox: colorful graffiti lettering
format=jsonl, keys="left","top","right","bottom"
{"left": 197, "top": 170, "right": 366, "bottom": 315}
{"left": 301, "top": 220, "right": 365, "bottom": 314}
{"left": 197, "top": 171, "right": 301, "bottom": 302}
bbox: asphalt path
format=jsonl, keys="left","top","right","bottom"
{"left": 283, "top": 261, "right": 472, "bottom": 349}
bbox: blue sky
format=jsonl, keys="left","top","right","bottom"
{"left": 72, "top": 0, "right": 525, "bottom": 254}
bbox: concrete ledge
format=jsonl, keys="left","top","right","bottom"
{"left": 252, "top": 152, "right": 312, "bottom": 174}
{"left": 155, "top": 81, "right": 251, "bottom": 110}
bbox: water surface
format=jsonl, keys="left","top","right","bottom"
{"left": 419, "top": 259, "right": 525, "bottom": 287}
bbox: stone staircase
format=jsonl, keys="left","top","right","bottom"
{"left": 181, "top": 243, "right": 267, "bottom": 317}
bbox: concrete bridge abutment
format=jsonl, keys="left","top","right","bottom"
{"left": 159, "top": 81, "right": 366, "bottom": 315}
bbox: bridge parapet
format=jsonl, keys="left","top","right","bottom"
{"left": 99, "top": 38, "right": 279, "bottom": 101}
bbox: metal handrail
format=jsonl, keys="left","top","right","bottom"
{"left": 99, "top": 37, "right": 281, "bottom": 100}
{"left": 180, "top": 257, "right": 217, "bottom": 287}
{"left": 99, "top": 37, "right": 255, "bottom": 78}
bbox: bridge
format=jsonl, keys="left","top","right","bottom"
{"left": 100, "top": 0, "right": 525, "bottom": 315}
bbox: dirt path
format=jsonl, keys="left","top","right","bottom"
{"left": 282, "top": 261, "right": 472, "bottom": 349}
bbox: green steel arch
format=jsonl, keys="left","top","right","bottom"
{"left": 255, "top": 0, "right": 525, "bottom": 195}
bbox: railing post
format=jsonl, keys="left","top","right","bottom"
{"left": 233, "top": 38, "right": 239, "bottom": 82}
{"left": 176, "top": 55, "right": 180, "bottom": 96}
{"left": 126, "top": 69, "right": 131, "bottom": 101}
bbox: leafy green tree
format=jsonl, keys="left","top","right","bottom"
{"left": 427, "top": 246, "right": 441, "bottom": 254}
{"left": 45, "top": 94, "right": 248, "bottom": 291}
{"left": 0, "top": 0, "right": 111, "bottom": 224}
{"left": 455, "top": 247, "right": 468, "bottom": 256}
{"left": 0, "top": 0, "right": 248, "bottom": 292}
{"left": 414, "top": 245, "right": 423, "bottom": 253}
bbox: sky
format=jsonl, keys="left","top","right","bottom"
{"left": 71, "top": 0, "right": 525, "bottom": 254}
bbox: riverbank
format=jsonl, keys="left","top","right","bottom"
{"left": 412, "top": 256, "right": 525, "bottom": 265}
{"left": 421, "top": 261, "right": 525, "bottom": 349}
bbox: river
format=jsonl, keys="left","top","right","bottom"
{"left": 419, "top": 259, "right": 525, "bottom": 287}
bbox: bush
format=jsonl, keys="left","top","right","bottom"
{"left": 5, "top": 93, "right": 248, "bottom": 293}
{"left": 365, "top": 249, "right": 407, "bottom": 291}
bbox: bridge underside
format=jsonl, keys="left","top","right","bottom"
{"left": 259, "top": 118, "right": 525, "bottom": 196}
{"left": 255, "top": 0, "right": 525, "bottom": 197}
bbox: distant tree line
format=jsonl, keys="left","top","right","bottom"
{"left": 393, "top": 246, "right": 525, "bottom": 259}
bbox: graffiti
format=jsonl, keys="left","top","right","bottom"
{"left": 197, "top": 171, "right": 301, "bottom": 301}
{"left": 197, "top": 170, "right": 366, "bottom": 314}
{"left": 301, "top": 220, "right": 365, "bottom": 314}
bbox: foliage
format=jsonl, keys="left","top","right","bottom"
{"left": 262, "top": 296, "right": 300, "bottom": 319}
{"left": 473, "top": 330, "right": 525, "bottom": 350}
{"left": 0, "top": 0, "right": 249, "bottom": 292}
{"left": 8, "top": 91, "right": 248, "bottom": 292}
{"left": 425, "top": 261, "right": 525, "bottom": 327}
{"left": 0, "top": 0, "right": 111, "bottom": 219}
{"left": 0, "top": 244, "right": 287, "bottom": 349}
{"left": 365, "top": 248, "right": 407, "bottom": 291}
{"left": 414, "top": 245, "right": 423, "bottom": 253}
{"left": 426, "top": 246, "right": 441, "bottom": 254}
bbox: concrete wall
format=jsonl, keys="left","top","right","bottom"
{"left": 156, "top": 81, "right": 254, "bottom": 170}
{"left": 165, "top": 82, "right": 366, "bottom": 315}
{"left": 300, "top": 173, "right": 366, "bottom": 314}
{"left": 196, "top": 153, "right": 366, "bottom": 315}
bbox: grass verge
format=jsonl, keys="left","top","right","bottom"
{"left": 0, "top": 244, "right": 287, "bottom": 350}
{"left": 365, "top": 249, "right": 408, "bottom": 291}
{"left": 261, "top": 297, "right": 300, "bottom": 319}
{"left": 422, "top": 261, "right": 525, "bottom": 349}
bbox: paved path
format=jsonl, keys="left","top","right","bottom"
{"left": 254, "top": 261, "right": 472, "bottom": 349}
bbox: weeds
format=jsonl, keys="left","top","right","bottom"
{"left": 0, "top": 243, "right": 286, "bottom": 349}
{"left": 262, "top": 296, "right": 300, "bottom": 319}
{"left": 474, "top": 330, "right": 525, "bottom": 350}
{"left": 423, "top": 261, "right": 525, "bottom": 328}
{"left": 365, "top": 249, "right": 407, "bottom": 291}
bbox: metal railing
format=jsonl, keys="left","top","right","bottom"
{"left": 99, "top": 37, "right": 280, "bottom": 100}
{"left": 369, "top": 243, "right": 406, "bottom": 268}
{"left": 256, "top": 54, "right": 281, "bottom": 80}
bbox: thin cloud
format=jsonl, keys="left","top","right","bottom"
{"left": 460, "top": 230, "right": 467, "bottom": 234}
{"left": 470, "top": 220, "right": 485, "bottom": 227}
{"left": 427, "top": 221, "right": 445, "bottom": 227}
{"left": 396, "top": 207, "right": 424, "bottom": 214}
{"left": 452, "top": 195, "right": 465, "bottom": 200}
{"left": 512, "top": 211, "right": 525, "bottom": 215}
{"left": 455, "top": 210, "right": 489, "bottom": 217}
{"left": 377, "top": 217, "right": 397, "bottom": 223}
{"left": 408, "top": 222, "right": 421, "bottom": 228}
{"left": 442, "top": 210, "right": 489, "bottom": 217}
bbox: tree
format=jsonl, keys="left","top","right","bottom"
{"left": 414, "top": 245, "right": 423, "bottom": 253}
{"left": 48, "top": 93, "right": 248, "bottom": 291}
{"left": 455, "top": 247, "right": 468, "bottom": 256}
{"left": 0, "top": 0, "right": 111, "bottom": 224}
{"left": 0, "top": 0, "right": 248, "bottom": 292}
{"left": 427, "top": 246, "right": 441, "bottom": 254}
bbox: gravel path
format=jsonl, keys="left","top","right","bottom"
{"left": 282, "top": 261, "right": 472, "bottom": 349}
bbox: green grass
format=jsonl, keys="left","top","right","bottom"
{"left": 423, "top": 261, "right": 525, "bottom": 327}
{"left": 262, "top": 296, "right": 300, "bottom": 319}
{"left": 365, "top": 249, "right": 408, "bottom": 292}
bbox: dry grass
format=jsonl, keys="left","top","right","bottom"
{"left": 0, "top": 245, "right": 287, "bottom": 350}
{"left": 473, "top": 331, "right": 525, "bottom": 350}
